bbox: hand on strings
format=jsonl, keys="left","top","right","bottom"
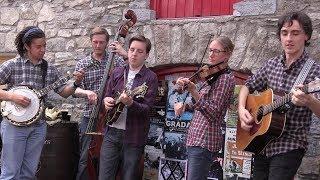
{"left": 292, "top": 84, "right": 315, "bottom": 107}
{"left": 10, "top": 92, "right": 31, "bottom": 108}
{"left": 176, "top": 77, "right": 196, "bottom": 93}
{"left": 104, "top": 97, "right": 115, "bottom": 111}
{"left": 109, "top": 41, "right": 128, "bottom": 59}
{"left": 119, "top": 91, "right": 133, "bottom": 106}
{"left": 238, "top": 106, "right": 254, "bottom": 131}
{"left": 85, "top": 90, "right": 98, "bottom": 105}
{"left": 73, "top": 68, "right": 85, "bottom": 86}
{"left": 174, "top": 102, "right": 185, "bottom": 117}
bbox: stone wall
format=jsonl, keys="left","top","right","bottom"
{"left": 0, "top": 0, "right": 320, "bottom": 178}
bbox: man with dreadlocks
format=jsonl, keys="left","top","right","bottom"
{"left": 0, "top": 26, "right": 84, "bottom": 179}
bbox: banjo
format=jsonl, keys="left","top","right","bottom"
{"left": 0, "top": 73, "right": 74, "bottom": 126}
{"left": 0, "top": 62, "right": 96, "bottom": 126}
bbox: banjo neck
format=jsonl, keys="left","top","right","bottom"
{"left": 37, "top": 74, "right": 73, "bottom": 98}
{"left": 36, "top": 62, "right": 98, "bottom": 98}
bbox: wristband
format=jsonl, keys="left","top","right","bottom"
{"left": 73, "top": 82, "right": 80, "bottom": 88}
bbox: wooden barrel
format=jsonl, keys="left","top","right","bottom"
{"left": 37, "top": 121, "right": 79, "bottom": 180}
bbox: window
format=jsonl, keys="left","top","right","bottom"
{"left": 150, "top": 0, "right": 242, "bottom": 19}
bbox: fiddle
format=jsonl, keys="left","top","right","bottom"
{"left": 174, "top": 61, "right": 228, "bottom": 117}
{"left": 179, "top": 60, "right": 228, "bottom": 91}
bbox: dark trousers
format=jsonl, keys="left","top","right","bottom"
{"left": 253, "top": 149, "right": 305, "bottom": 180}
{"left": 98, "top": 127, "right": 144, "bottom": 180}
{"left": 187, "top": 146, "right": 218, "bottom": 180}
{"left": 76, "top": 117, "right": 91, "bottom": 180}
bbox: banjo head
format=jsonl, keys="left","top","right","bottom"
{"left": 1, "top": 87, "right": 42, "bottom": 126}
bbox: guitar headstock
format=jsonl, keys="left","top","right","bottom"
{"left": 302, "top": 79, "right": 320, "bottom": 94}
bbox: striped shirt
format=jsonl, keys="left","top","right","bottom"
{"left": 186, "top": 71, "right": 235, "bottom": 152}
{"left": 75, "top": 52, "right": 125, "bottom": 117}
{"left": 245, "top": 52, "right": 320, "bottom": 157}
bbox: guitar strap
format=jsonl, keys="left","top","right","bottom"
{"left": 277, "top": 59, "right": 314, "bottom": 113}
{"left": 291, "top": 58, "right": 314, "bottom": 91}
{"left": 41, "top": 60, "right": 48, "bottom": 88}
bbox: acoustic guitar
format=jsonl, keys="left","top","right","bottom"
{"left": 236, "top": 80, "right": 320, "bottom": 154}
{"left": 105, "top": 82, "right": 148, "bottom": 125}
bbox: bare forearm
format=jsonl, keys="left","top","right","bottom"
{"left": 74, "top": 88, "right": 89, "bottom": 98}
{"left": 0, "top": 89, "right": 12, "bottom": 101}
{"left": 190, "top": 90, "right": 200, "bottom": 102}
{"left": 238, "top": 85, "right": 249, "bottom": 110}
{"left": 308, "top": 96, "right": 320, "bottom": 118}
{"left": 59, "top": 83, "right": 76, "bottom": 98}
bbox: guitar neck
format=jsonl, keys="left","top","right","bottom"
{"left": 262, "top": 81, "right": 320, "bottom": 115}
{"left": 263, "top": 93, "right": 291, "bottom": 115}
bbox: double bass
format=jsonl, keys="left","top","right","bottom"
{"left": 85, "top": 10, "right": 137, "bottom": 180}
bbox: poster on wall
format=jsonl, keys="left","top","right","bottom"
{"left": 144, "top": 80, "right": 168, "bottom": 180}
{"left": 144, "top": 145, "right": 165, "bottom": 180}
{"left": 223, "top": 85, "right": 253, "bottom": 179}
{"left": 158, "top": 158, "right": 188, "bottom": 180}
{"left": 150, "top": 80, "right": 168, "bottom": 125}
{"left": 224, "top": 128, "right": 252, "bottom": 179}
{"left": 163, "top": 131, "right": 187, "bottom": 160}
{"left": 164, "top": 73, "right": 202, "bottom": 133}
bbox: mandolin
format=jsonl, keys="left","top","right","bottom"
{"left": 105, "top": 82, "right": 148, "bottom": 125}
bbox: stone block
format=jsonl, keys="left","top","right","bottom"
{"left": 75, "top": 36, "right": 91, "bottom": 48}
{"left": 38, "top": 4, "right": 55, "bottom": 22}
{"left": 0, "top": 7, "right": 19, "bottom": 25}
{"left": 123, "top": 8, "right": 155, "bottom": 22}
{"left": 129, "top": 0, "right": 150, "bottom": 9}
{"left": 16, "top": 20, "right": 36, "bottom": 32}
{"left": 4, "top": 32, "right": 16, "bottom": 52}
{"left": 58, "top": 29, "right": 72, "bottom": 37}
{"left": 46, "top": 37, "right": 67, "bottom": 52}
{"left": 233, "top": 0, "right": 277, "bottom": 16}
{"left": 298, "top": 156, "right": 320, "bottom": 178}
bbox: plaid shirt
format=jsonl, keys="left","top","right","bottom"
{"left": 0, "top": 56, "right": 63, "bottom": 122}
{"left": 105, "top": 65, "right": 158, "bottom": 147}
{"left": 0, "top": 56, "right": 62, "bottom": 92}
{"left": 186, "top": 71, "right": 235, "bottom": 152}
{"left": 75, "top": 52, "right": 125, "bottom": 117}
{"left": 245, "top": 52, "right": 320, "bottom": 157}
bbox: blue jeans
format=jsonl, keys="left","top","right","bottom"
{"left": 0, "top": 120, "right": 47, "bottom": 180}
{"left": 253, "top": 149, "right": 305, "bottom": 180}
{"left": 76, "top": 116, "right": 92, "bottom": 180}
{"left": 187, "top": 146, "right": 217, "bottom": 180}
{"left": 98, "top": 127, "right": 144, "bottom": 180}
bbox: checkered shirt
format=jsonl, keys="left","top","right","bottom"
{"left": 245, "top": 52, "right": 320, "bottom": 157}
{"left": 75, "top": 52, "right": 125, "bottom": 117}
{"left": 186, "top": 71, "right": 235, "bottom": 152}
